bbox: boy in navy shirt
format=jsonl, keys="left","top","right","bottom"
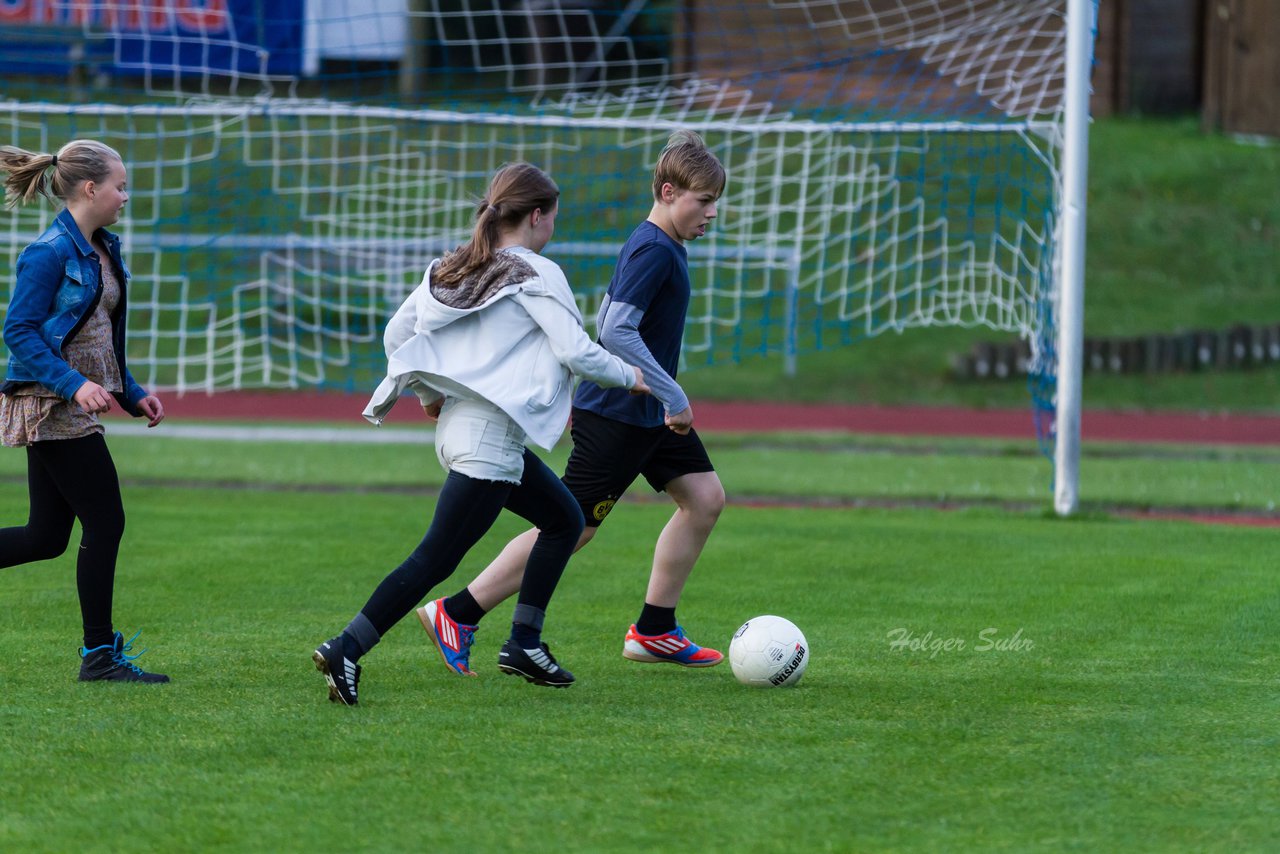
{"left": 416, "top": 131, "right": 728, "bottom": 675}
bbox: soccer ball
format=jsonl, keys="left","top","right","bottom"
{"left": 729, "top": 615, "right": 808, "bottom": 688}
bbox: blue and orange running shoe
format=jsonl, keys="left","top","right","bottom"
{"left": 622, "top": 624, "right": 723, "bottom": 667}
{"left": 417, "top": 598, "right": 478, "bottom": 677}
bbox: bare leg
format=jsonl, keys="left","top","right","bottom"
{"left": 469, "top": 469, "right": 723, "bottom": 614}
{"left": 469, "top": 525, "right": 597, "bottom": 612}
{"left": 645, "top": 471, "right": 725, "bottom": 607}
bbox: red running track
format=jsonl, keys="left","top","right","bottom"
{"left": 111, "top": 391, "right": 1280, "bottom": 446}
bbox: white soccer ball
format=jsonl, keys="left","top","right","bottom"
{"left": 729, "top": 615, "right": 809, "bottom": 688}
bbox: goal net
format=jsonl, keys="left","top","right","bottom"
{"left": 1, "top": 0, "right": 1091, "bottom": 435}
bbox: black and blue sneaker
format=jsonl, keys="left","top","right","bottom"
{"left": 497, "top": 638, "right": 575, "bottom": 688}
{"left": 313, "top": 635, "right": 361, "bottom": 705}
{"left": 78, "top": 630, "right": 169, "bottom": 684}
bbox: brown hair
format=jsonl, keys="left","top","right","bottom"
{"left": 0, "top": 139, "right": 123, "bottom": 210}
{"left": 433, "top": 162, "right": 560, "bottom": 288}
{"left": 652, "top": 130, "right": 726, "bottom": 200}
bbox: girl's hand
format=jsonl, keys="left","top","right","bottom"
{"left": 629, "top": 366, "right": 651, "bottom": 396}
{"left": 136, "top": 395, "right": 165, "bottom": 428}
{"left": 73, "top": 381, "right": 113, "bottom": 415}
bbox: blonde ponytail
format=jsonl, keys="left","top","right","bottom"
{"left": 0, "top": 139, "right": 122, "bottom": 209}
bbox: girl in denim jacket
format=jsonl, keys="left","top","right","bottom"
{"left": 0, "top": 140, "right": 168, "bottom": 684}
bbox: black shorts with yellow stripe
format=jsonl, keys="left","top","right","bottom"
{"left": 561, "top": 407, "right": 715, "bottom": 527}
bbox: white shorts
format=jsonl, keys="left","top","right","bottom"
{"left": 434, "top": 397, "right": 527, "bottom": 484}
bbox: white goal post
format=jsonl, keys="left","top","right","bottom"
{"left": 1054, "top": 0, "right": 1094, "bottom": 515}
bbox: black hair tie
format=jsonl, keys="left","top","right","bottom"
{"left": 50, "top": 154, "right": 57, "bottom": 167}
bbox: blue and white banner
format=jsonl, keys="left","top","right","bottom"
{"left": 303, "top": 0, "right": 406, "bottom": 75}
{"left": 0, "top": 0, "right": 307, "bottom": 78}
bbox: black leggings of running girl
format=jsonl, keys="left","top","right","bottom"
{"left": 359, "top": 448, "right": 585, "bottom": 637}
{"left": 0, "top": 433, "right": 124, "bottom": 648}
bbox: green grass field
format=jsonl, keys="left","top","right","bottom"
{"left": 1, "top": 428, "right": 1277, "bottom": 851}
{"left": 4, "top": 18, "right": 1279, "bottom": 850}
{"left": 4, "top": 77, "right": 1280, "bottom": 854}
{"left": 2, "top": 106, "right": 1278, "bottom": 850}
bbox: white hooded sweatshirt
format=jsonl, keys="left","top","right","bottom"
{"left": 363, "top": 246, "right": 634, "bottom": 451}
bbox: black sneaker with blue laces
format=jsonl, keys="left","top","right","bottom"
{"left": 497, "top": 638, "right": 575, "bottom": 688}
{"left": 313, "top": 635, "right": 361, "bottom": 705}
{"left": 78, "top": 630, "right": 169, "bottom": 684}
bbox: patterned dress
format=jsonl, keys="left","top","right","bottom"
{"left": 0, "top": 251, "right": 124, "bottom": 446}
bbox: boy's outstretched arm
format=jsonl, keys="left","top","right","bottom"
{"left": 598, "top": 297, "right": 691, "bottom": 422}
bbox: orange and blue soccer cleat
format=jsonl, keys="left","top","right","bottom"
{"left": 417, "top": 598, "right": 478, "bottom": 677}
{"left": 622, "top": 624, "right": 723, "bottom": 667}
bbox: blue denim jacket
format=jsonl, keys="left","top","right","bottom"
{"left": 2, "top": 208, "right": 147, "bottom": 415}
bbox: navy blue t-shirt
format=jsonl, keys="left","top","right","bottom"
{"left": 573, "top": 221, "right": 689, "bottom": 427}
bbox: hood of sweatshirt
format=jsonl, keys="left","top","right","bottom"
{"left": 413, "top": 248, "right": 538, "bottom": 332}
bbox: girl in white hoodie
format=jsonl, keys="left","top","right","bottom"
{"left": 313, "top": 163, "right": 648, "bottom": 704}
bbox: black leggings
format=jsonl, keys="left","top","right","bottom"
{"left": 0, "top": 433, "right": 125, "bottom": 647}
{"left": 360, "top": 448, "right": 584, "bottom": 638}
